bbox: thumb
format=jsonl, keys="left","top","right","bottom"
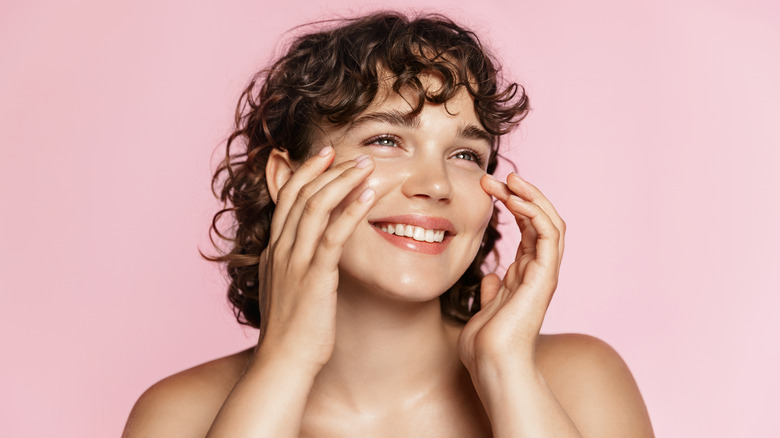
{"left": 480, "top": 273, "right": 502, "bottom": 308}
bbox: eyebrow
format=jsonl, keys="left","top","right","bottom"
{"left": 458, "top": 124, "right": 493, "bottom": 144}
{"left": 346, "top": 109, "right": 494, "bottom": 144}
{"left": 347, "top": 109, "right": 421, "bottom": 132}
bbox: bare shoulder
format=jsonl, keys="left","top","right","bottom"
{"left": 536, "top": 333, "right": 654, "bottom": 437}
{"left": 122, "top": 348, "right": 253, "bottom": 438}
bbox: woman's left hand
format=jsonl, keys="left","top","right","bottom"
{"left": 458, "top": 172, "right": 566, "bottom": 385}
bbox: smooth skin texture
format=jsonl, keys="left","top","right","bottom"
{"left": 123, "top": 84, "right": 654, "bottom": 438}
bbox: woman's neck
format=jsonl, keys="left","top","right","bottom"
{"left": 310, "top": 278, "right": 464, "bottom": 413}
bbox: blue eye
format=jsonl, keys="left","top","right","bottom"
{"left": 454, "top": 149, "right": 485, "bottom": 167}
{"left": 455, "top": 151, "right": 477, "bottom": 161}
{"left": 367, "top": 136, "right": 398, "bottom": 147}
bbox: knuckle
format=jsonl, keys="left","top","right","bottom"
{"left": 334, "top": 160, "right": 355, "bottom": 171}
{"left": 319, "top": 232, "right": 340, "bottom": 249}
{"left": 544, "top": 226, "right": 560, "bottom": 241}
{"left": 303, "top": 195, "right": 323, "bottom": 214}
{"left": 297, "top": 183, "right": 316, "bottom": 201}
{"left": 276, "top": 184, "right": 294, "bottom": 202}
{"left": 341, "top": 201, "right": 362, "bottom": 218}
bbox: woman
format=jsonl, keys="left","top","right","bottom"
{"left": 123, "top": 12, "right": 653, "bottom": 437}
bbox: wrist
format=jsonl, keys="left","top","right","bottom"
{"left": 250, "top": 341, "right": 325, "bottom": 380}
{"left": 473, "top": 347, "right": 536, "bottom": 380}
{"left": 471, "top": 354, "right": 541, "bottom": 407}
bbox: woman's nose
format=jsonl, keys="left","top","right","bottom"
{"left": 400, "top": 155, "right": 453, "bottom": 201}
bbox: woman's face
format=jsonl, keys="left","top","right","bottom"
{"left": 322, "top": 79, "right": 494, "bottom": 301}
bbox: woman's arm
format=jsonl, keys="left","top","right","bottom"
{"left": 123, "top": 147, "right": 377, "bottom": 438}
{"left": 206, "top": 148, "right": 377, "bottom": 438}
{"left": 202, "top": 351, "right": 320, "bottom": 438}
{"left": 459, "top": 173, "right": 653, "bottom": 438}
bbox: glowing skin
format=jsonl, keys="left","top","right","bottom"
{"left": 322, "top": 82, "right": 494, "bottom": 302}
{"left": 124, "top": 81, "right": 654, "bottom": 438}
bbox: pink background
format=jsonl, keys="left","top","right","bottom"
{"left": 2, "top": 0, "right": 778, "bottom": 436}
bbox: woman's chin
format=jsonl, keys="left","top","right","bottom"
{"left": 336, "top": 268, "right": 456, "bottom": 305}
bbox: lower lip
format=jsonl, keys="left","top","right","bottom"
{"left": 372, "top": 226, "right": 452, "bottom": 255}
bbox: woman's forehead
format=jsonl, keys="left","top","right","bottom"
{"left": 335, "top": 94, "right": 476, "bottom": 133}
{"left": 367, "top": 74, "right": 479, "bottom": 120}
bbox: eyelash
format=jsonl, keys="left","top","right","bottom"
{"left": 453, "top": 148, "right": 485, "bottom": 167}
{"left": 363, "top": 135, "right": 486, "bottom": 168}
{"left": 364, "top": 135, "right": 400, "bottom": 148}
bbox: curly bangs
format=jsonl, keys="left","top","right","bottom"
{"left": 207, "top": 11, "right": 530, "bottom": 329}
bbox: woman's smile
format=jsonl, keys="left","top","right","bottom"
{"left": 370, "top": 214, "right": 455, "bottom": 255}
{"left": 324, "top": 83, "right": 494, "bottom": 299}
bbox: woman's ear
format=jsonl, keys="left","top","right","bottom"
{"left": 266, "top": 148, "right": 295, "bottom": 204}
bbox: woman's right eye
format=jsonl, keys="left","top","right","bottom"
{"left": 365, "top": 135, "right": 399, "bottom": 147}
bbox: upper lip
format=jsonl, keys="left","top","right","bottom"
{"left": 369, "top": 214, "right": 456, "bottom": 234}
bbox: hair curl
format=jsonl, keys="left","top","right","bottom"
{"left": 206, "top": 11, "right": 530, "bottom": 328}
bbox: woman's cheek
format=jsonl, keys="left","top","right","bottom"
{"left": 362, "top": 158, "right": 399, "bottom": 198}
{"left": 466, "top": 173, "right": 494, "bottom": 231}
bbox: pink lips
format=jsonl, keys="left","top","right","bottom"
{"left": 370, "top": 215, "right": 455, "bottom": 255}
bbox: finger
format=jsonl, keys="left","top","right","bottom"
{"left": 481, "top": 174, "right": 537, "bottom": 256}
{"left": 496, "top": 202, "right": 537, "bottom": 291}
{"left": 269, "top": 146, "right": 336, "bottom": 243}
{"left": 479, "top": 273, "right": 502, "bottom": 308}
{"left": 271, "top": 154, "right": 362, "bottom": 249}
{"left": 481, "top": 173, "right": 562, "bottom": 228}
{"left": 505, "top": 195, "right": 560, "bottom": 275}
{"left": 480, "top": 173, "right": 513, "bottom": 202}
{"left": 289, "top": 156, "right": 375, "bottom": 265}
{"left": 310, "top": 184, "right": 377, "bottom": 269}
{"left": 506, "top": 174, "right": 566, "bottom": 256}
{"left": 516, "top": 214, "right": 537, "bottom": 260}
{"left": 484, "top": 174, "right": 565, "bottom": 261}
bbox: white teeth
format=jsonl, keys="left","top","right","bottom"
{"left": 378, "top": 223, "right": 446, "bottom": 243}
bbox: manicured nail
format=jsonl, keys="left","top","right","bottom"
{"left": 318, "top": 146, "right": 333, "bottom": 156}
{"left": 355, "top": 155, "right": 372, "bottom": 168}
{"left": 358, "top": 188, "right": 375, "bottom": 203}
{"left": 484, "top": 173, "right": 499, "bottom": 182}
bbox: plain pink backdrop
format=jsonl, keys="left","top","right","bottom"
{"left": 2, "top": 0, "right": 779, "bottom": 436}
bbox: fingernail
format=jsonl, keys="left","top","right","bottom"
{"left": 509, "top": 172, "right": 525, "bottom": 182}
{"left": 355, "top": 155, "right": 372, "bottom": 168}
{"left": 318, "top": 146, "right": 333, "bottom": 156}
{"left": 358, "top": 188, "right": 375, "bottom": 203}
{"left": 484, "top": 173, "right": 498, "bottom": 182}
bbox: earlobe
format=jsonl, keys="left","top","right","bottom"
{"left": 266, "top": 148, "right": 295, "bottom": 204}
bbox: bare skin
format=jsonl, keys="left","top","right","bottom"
{"left": 123, "top": 84, "right": 653, "bottom": 438}
{"left": 123, "top": 335, "right": 650, "bottom": 437}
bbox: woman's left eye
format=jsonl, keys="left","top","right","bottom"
{"left": 454, "top": 150, "right": 484, "bottom": 166}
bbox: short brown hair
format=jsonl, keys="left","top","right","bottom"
{"left": 207, "top": 11, "right": 529, "bottom": 328}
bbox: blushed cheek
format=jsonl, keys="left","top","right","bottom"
{"left": 330, "top": 164, "right": 384, "bottom": 216}
{"left": 472, "top": 181, "right": 494, "bottom": 231}
{"left": 360, "top": 159, "right": 399, "bottom": 199}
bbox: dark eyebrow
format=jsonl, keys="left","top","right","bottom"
{"left": 458, "top": 124, "right": 493, "bottom": 145}
{"left": 346, "top": 109, "right": 493, "bottom": 145}
{"left": 346, "top": 110, "right": 421, "bottom": 132}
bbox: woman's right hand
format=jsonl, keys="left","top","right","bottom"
{"left": 254, "top": 146, "right": 376, "bottom": 372}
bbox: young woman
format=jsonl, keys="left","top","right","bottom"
{"left": 123, "top": 12, "right": 654, "bottom": 438}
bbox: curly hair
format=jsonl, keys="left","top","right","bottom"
{"left": 206, "top": 11, "right": 530, "bottom": 329}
